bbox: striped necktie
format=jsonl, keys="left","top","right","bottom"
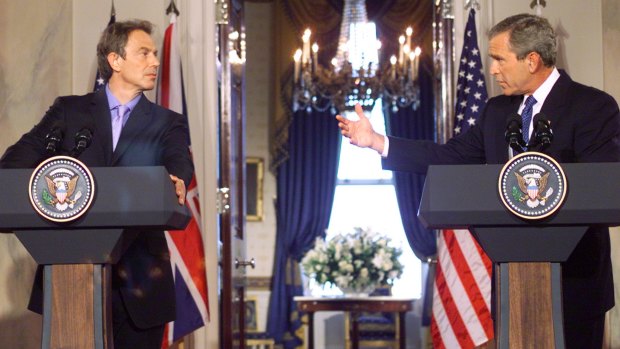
{"left": 521, "top": 95, "right": 537, "bottom": 145}
{"left": 112, "top": 105, "right": 128, "bottom": 151}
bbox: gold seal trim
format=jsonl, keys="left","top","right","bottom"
{"left": 498, "top": 151, "right": 567, "bottom": 220}
{"left": 28, "top": 155, "right": 96, "bottom": 223}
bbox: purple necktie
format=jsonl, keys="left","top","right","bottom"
{"left": 112, "top": 105, "right": 128, "bottom": 151}
{"left": 521, "top": 95, "right": 537, "bottom": 145}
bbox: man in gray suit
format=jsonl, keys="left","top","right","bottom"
{"left": 338, "top": 14, "right": 620, "bottom": 348}
{"left": 0, "top": 20, "right": 192, "bottom": 349}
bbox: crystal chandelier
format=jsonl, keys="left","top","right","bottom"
{"left": 292, "top": 0, "right": 421, "bottom": 114}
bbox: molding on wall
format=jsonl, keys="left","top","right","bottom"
{"left": 247, "top": 276, "right": 272, "bottom": 290}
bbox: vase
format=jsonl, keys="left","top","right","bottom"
{"left": 340, "top": 285, "right": 376, "bottom": 298}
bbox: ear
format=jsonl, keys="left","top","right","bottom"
{"left": 107, "top": 52, "right": 122, "bottom": 72}
{"left": 527, "top": 52, "right": 543, "bottom": 73}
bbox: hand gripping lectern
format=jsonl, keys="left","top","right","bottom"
{"left": 418, "top": 162, "right": 620, "bottom": 349}
{"left": 0, "top": 166, "right": 191, "bottom": 349}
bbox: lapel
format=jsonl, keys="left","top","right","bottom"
{"left": 89, "top": 89, "right": 114, "bottom": 165}
{"left": 493, "top": 95, "right": 522, "bottom": 163}
{"left": 540, "top": 70, "right": 570, "bottom": 127}
{"left": 112, "top": 94, "right": 153, "bottom": 164}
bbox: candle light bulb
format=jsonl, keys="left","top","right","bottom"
{"left": 294, "top": 49, "right": 302, "bottom": 62}
{"left": 404, "top": 45, "right": 411, "bottom": 54}
{"left": 406, "top": 27, "right": 413, "bottom": 37}
{"left": 415, "top": 47, "right": 422, "bottom": 56}
{"left": 399, "top": 35, "right": 405, "bottom": 45}
{"left": 390, "top": 55, "right": 397, "bottom": 65}
{"left": 303, "top": 29, "right": 311, "bottom": 42}
{"left": 312, "top": 43, "right": 319, "bottom": 53}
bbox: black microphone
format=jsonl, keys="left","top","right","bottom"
{"left": 505, "top": 113, "right": 525, "bottom": 154}
{"left": 531, "top": 113, "right": 553, "bottom": 151}
{"left": 71, "top": 121, "right": 95, "bottom": 158}
{"left": 45, "top": 120, "right": 66, "bottom": 155}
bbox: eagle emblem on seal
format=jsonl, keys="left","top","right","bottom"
{"left": 515, "top": 171, "right": 553, "bottom": 208}
{"left": 43, "top": 174, "right": 82, "bottom": 211}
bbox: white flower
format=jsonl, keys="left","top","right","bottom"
{"left": 360, "top": 268, "right": 369, "bottom": 278}
{"left": 335, "top": 275, "right": 351, "bottom": 288}
{"left": 353, "top": 239, "right": 363, "bottom": 254}
{"left": 372, "top": 250, "right": 387, "bottom": 269}
{"left": 301, "top": 227, "right": 404, "bottom": 290}
{"left": 335, "top": 242, "right": 343, "bottom": 259}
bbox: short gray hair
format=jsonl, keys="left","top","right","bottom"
{"left": 96, "top": 20, "right": 154, "bottom": 82}
{"left": 488, "top": 13, "right": 556, "bottom": 67}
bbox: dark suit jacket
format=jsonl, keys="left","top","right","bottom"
{"left": 0, "top": 89, "right": 194, "bottom": 329}
{"left": 383, "top": 70, "right": 620, "bottom": 320}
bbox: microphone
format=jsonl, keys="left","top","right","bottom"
{"left": 70, "top": 121, "right": 95, "bottom": 158}
{"left": 45, "top": 120, "right": 66, "bottom": 155}
{"left": 505, "top": 113, "right": 525, "bottom": 154}
{"left": 531, "top": 113, "right": 553, "bottom": 151}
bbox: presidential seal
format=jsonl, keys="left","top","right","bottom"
{"left": 29, "top": 155, "right": 95, "bottom": 223}
{"left": 498, "top": 152, "right": 567, "bottom": 220}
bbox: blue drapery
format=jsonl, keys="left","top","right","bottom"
{"left": 266, "top": 109, "right": 341, "bottom": 348}
{"left": 384, "top": 57, "right": 436, "bottom": 261}
{"left": 385, "top": 57, "right": 436, "bottom": 326}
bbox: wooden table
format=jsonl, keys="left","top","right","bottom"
{"left": 294, "top": 296, "right": 414, "bottom": 349}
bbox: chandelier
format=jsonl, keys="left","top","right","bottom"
{"left": 292, "top": 0, "right": 421, "bottom": 114}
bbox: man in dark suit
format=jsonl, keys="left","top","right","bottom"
{"left": 0, "top": 20, "right": 193, "bottom": 349}
{"left": 337, "top": 13, "right": 620, "bottom": 349}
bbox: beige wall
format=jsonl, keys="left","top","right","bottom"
{"left": 0, "top": 1, "right": 72, "bottom": 347}
{"left": 603, "top": 1, "right": 620, "bottom": 347}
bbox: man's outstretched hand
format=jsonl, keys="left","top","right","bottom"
{"left": 336, "top": 103, "right": 385, "bottom": 154}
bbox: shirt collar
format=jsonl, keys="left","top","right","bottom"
{"left": 523, "top": 67, "right": 560, "bottom": 107}
{"left": 105, "top": 84, "right": 142, "bottom": 111}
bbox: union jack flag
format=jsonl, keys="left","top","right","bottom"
{"left": 157, "top": 14, "right": 209, "bottom": 348}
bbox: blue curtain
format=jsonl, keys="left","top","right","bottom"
{"left": 384, "top": 57, "right": 436, "bottom": 261}
{"left": 266, "top": 109, "right": 341, "bottom": 348}
{"left": 384, "top": 57, "right": 436, "bottom": 326}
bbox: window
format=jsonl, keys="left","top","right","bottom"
{"left": 308, "top": 100, "right": 422, "bottom": 298}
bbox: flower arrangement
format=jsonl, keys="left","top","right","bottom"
{"left": 301, "top": 227, "right": 404, "bottom": 295}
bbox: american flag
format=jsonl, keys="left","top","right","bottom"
{"left": 156, "top": 14, "right": 210, "bottom": 348}
{"left": 430, "top": 9, "right": 494, "bottom": 349}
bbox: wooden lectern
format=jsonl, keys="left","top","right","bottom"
{"left": 418, "top": 163, "right": 620, "bottom": 349}
{"left": 0, "top": 166, "right": 191, "bottom": 349}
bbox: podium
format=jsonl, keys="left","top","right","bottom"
{"left": 0, "top": 166, "right": 191, "bottom": 349}
{"left": 418, "top": 163, "right": 620, "bottom": 349}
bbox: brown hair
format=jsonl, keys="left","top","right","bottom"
{"left": 96, "top": 20, "right": 154, "bottom": 81}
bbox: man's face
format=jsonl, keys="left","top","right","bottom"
{"left": 114, "top": 29, "right": 159, "bottom": 92}
{"left": 488, "top": 31, "right": 531, "bottom": 96}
